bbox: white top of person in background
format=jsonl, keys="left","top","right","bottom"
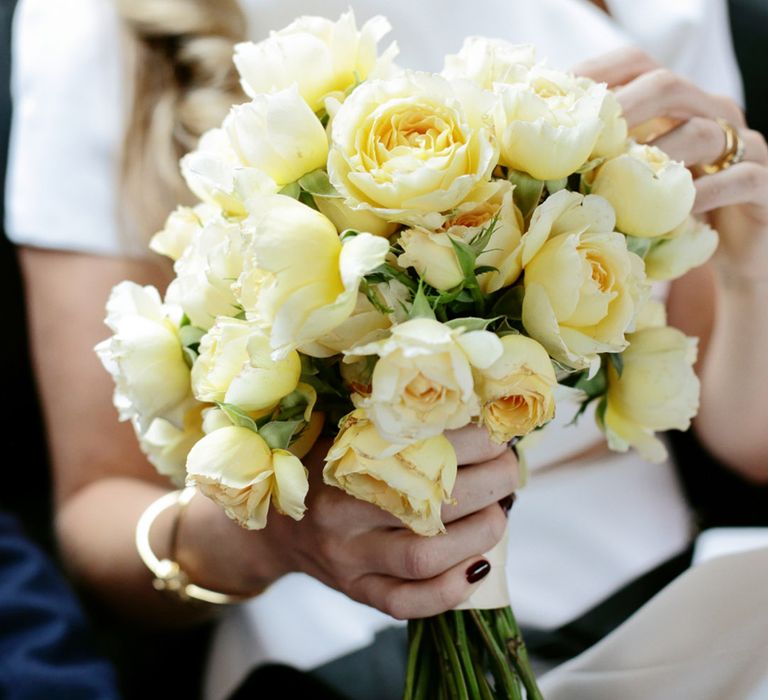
{"left": 5, "top": 1, "right": 745, "bottom": 699}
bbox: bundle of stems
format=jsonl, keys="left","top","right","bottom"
{"left": 403, "top": 607, "right": 544, "bottom": 700}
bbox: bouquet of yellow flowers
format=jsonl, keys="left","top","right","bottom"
{"left": 97, "top": 11, "right": 713, "bottom": 698}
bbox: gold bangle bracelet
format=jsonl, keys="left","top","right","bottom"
{"left": 135, "top": 487, "right": 246, "bottom": 605}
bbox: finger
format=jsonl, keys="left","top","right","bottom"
{"left": 651, "top": 120, "right": 768, "bottom": 168}
{"left": 349, "top": 554, "right": 496, "bottom": 620}
{"left": 615, "top": 69, "right": 745, "bottom": 129}
{"left": 571, "top": 46, "right": 660, "bottom": 87}
{"left": 445, "top": 423, "right": 508, "bottom": 465}
{"left": 442, "top": 450, "right": 518, "bottom": 524}
{"left": 692, "top": 162, "right": 768, "bottom": 214}
{"left": 353, "top": 504, "right": 507, "bottom": 580}
{"left": 313, "top": 481, "right": 403, "bottom": 532}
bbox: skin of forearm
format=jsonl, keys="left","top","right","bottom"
{"left": 694, "top": 279, "right": 768, "bottom": 482}
{"left": 55, "top": 477, "right": 275, "bottom": 627}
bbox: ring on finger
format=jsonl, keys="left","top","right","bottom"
{"left": 701, "top": 117, "right": 746, "bottom": 174}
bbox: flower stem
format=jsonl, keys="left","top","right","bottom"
{"left": 501, "top": 608, "right": 544, "bottom": 700}
{"left": 451, "top": 612, "right": 481, "bottom": 700}
{"left": 469, "top": 609, "right": 522, "bottom": 700}
{"left": 403, "top": 619, "right": 425, "bottom": 700}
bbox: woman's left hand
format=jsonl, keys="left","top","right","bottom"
{"left": 575, "top": 47, "right": 768, "bottom": 280}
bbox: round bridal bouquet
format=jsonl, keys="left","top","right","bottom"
{"left": 97, "top": 11, "right": 713, "bottom": 699}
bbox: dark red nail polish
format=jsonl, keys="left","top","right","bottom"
{"left": 498, "top": 493, "right": 517, "bottom": 516}
{"left": 466, "top": 559, "right": 491, "bottom": 584}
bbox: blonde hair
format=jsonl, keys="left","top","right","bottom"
{"left": 116, "top": 0, "right": 247, "bottom": 241}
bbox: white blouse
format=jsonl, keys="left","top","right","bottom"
{"left": 4, "top": 1, "right": 747, "bottom": 699}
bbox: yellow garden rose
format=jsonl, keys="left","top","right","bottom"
{"left": 495, "top": 66, "right": 607, "bottom": 180}
{"left": 150, "top": 204, "right": 216, "bottom": 263}
{"left": 348, "top": 318, "right": 503, "bottom": 443}
{"left": 224, "top": 86, "right": 329, "bottom": 187}
{"left": 165, "top": 218, "right": 244, "bottom": 331}
{"left": 442, "top": 38, "right": 534, "bottom": 89}
{"left": 327, "top": 71, "right": 499, "bottom": 228}
{"left": 397, "top": 180, "right": 524, "bottom": 293}
{"left": 588, "top": 88, "right": 628, "bottom": 159}
{"left": 476, "top": 335, "right": 556, "bottom": 443}
{"left": 95, "top": 282, "right": 191, "bottom": 433}
{"left": 236, "top": 195, "right": 389, "bottom": 358}
{"left": 602, "top": 326, "right": 700, "bottom": 463}
{"left": 324, "top": 410, "right": 457, "bottom": 536}
{"left": 234, "top": 11, "right": 398, "bottom": 112}
{"left": 644, "top": 217, "right": 719, "bottom": 281}
{"left": 591, "top": 143, "right": 696, "bottom": 238}
{"left": 191, "top": 318, "right": 301, "bottom": 412}
{"left": 186, "top": 425, "right": 309, "bottom": 529}
{"left": 520, "top": 191, "right": 648, "bottom": 374}
{"left": 314, "top": 195, "right": 397, "bottom": 238}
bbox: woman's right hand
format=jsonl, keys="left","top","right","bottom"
{"left": 177, "top": 425, "right": 518, "bottom": 620}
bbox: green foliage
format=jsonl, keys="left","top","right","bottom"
{"left": 607, "top": 351, "right": 624, "bottom": 377}
{"left": 409, "top": 283, "right": 437, "bottom": 320}
{"left": 217, "top": 402, "right": 260, "bottom": 433}
{"left": 298, "top": 169, "right": 340, "bottom": 198}
{"left": 507, "top": 170, "right": 545, "bottom": 219}
{"left": 259, "top": 420, "right": 304, "bottom": 450}
{"left": 278, "top": 181, "right": 301, "bottom": 199}
{"left": 625, "top": 235, "right": 653, "bottom": 259}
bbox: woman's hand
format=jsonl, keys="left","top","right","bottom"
{"left": 179, "top": 424, "right": 517, "bottom": 620}
{"left": 574, "top": 47, "right": 768, "bottom": 278}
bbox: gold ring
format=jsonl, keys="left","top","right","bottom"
{"left": 702, "top": 118, "right": 746, "bottom": 174}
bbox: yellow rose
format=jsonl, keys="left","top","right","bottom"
{"left": 327, "top": 71, "right": 499, "bottom": 228}
{"left": 495, "top": 66, "right": 607, "bottom": 180}
{"left": 236, "top": 195, "right": 388, "bottom": 357}
{"left": 590, "top": 143, "right": 696, "bottom": 238}
{"left": 165, "top": 218, "right": 244, "bottom": 330}
{"left": 234, "top": 11, "right": 398, "bottom": 112}
{"left": 299, "top": 293, "right": 391, "bottom": 358}
{"left": 324, "top": 410, "right": 457, "bottom": 536}
{"left": 349, "top": 318, "right": 503, "bottom": 443}
{"left": 397, "top": 180, "right": 524, "bottom": 292}
{"left": 224, "top": 86, "right": 329, "bottom": 187}
{"left": 186, "top": 425, "right": 309, "bottom": 529}
{"left": 588, "top": 88, "right": 628, "bottom": 159}
{"left": 644, "top": 217, "right": 719, "bottom": 281}
{"left": 191, "top": 318, "right": 301, "bottom": 412}
{"left": 314, "top": 195, "right": 397, "bottom": 238}
{"left": 521, "top": 191, "right": 648, "bottom": 374}
{"left": 634, "top": 298, "right": 668, "bottom": 331}
{"left": 602, "top": 326, "right": 699, "bottom": 463}
{"left": 135, "top": 402, "right": 204, "bottom": 486}
{"left": 476, "top": 335, "right": 556, "bottom": 443}
{"left": 442, "top": 38, "right": 535, "bottom": 89}
{"left": 150, "top": 204, "right": 216, "bottom": 262}
{"left": 95, "top": 282, "right": 191, "bottom": 432}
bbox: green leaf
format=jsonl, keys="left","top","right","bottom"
{"left": 367, "top": 263, "right": 419, "bottom": 293}
{"left": 473, "top": 265, "right": 499, "bottom": 277}
{"left": 444, "top": 317, "right": 493, "bottom": 332}
{"left": 546, "top": 178, "right": 568, "bottom": 194}
{"left": 179, "top": 314, "right": 191, "bottom": 328}
{"left": 595, "top": 396, "right": 608, "bottom": 428}
{"left": 625, "top": 235, "right": 653, "bottom": 259}
{"left": 217, "top": 402, "right": 260, "bottom": 433}
{"left": 234, "top": 309, "right": 247, "bottom": 321}
{"left": 259, "top": 420, "right": 304, "bottom": 450}
{"left": 491, "top": 285, "right": 525, "bottom": 321}
{"left": 179, "top": 325, "right": 206, "bottom": 349}
{"left": 574, "top": 366, "right": 607, "bottom": 399}
{"left": 507, "top": 170, "right": 545, "bottom": 219}
{"left": 298, "top": 169, "right": 340, "bottom": 198}
{"left": 468, "top": 214, "right": 499, "bottom": 255}
{"left": 299, "top": 190, "right": 319, "bottom": 210}
{"left": 360, "top": 279, "right": 394, "bottom": 315}
{"left": 448, "top": 236, "right": 478, "bottom": 279}
{"left": 409, "top": 283, "right": 436, "bottom": 320}
{"left": 278, "top": 181, "right": 301, "bottom": 199}
{"left": 456, "top": 289, "right": 474, "bottom": 303}
{"left": 607, "top": 352, "right": 624, "bottom": 377}
{"left": 182, "top": 347, "right": 197, "bottom": 369}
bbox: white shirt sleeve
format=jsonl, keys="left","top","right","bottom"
{"left": 4, "top": 0, "right": 129, "bottom": 256}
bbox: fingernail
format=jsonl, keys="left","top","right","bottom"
{"left": 466, "top": 559, "right": 491, "bottom": 584}
{"left": 498, "top": 493, "right": 517, "bottom": 516}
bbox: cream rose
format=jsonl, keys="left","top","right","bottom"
{"left": 644, "top": 217, "right": 719, "bottom": 281}
{"left": 588, "top": 88, "right": 628, "bottom": 159}
{"left": 236, "top": 195, "right": 388, "bottom": 358}
{"left": 135, "top": 402, "right": 204, "bottom": 486}
{"left": 224, "top": 86, "right": 329, "bottom": 187}
{"left": 495, "top": 66, "right": 607, "bottom": 180}
{"left": 324, "top": 410, "right": 457, "bottom": 536}
{"left": 95, "top": 282, "right": 190, "bottom": 432}
{"left": 327, "top": 71, "right": 499, "bottom": 228}
{"left": 314, "top": 196, "right": 397, "bottom": 238}
{"left": 349, "top": 318, "right": 503, "bottom": 443}
{"left": 397, "top": 180, "right": 524, "bottom": 292}
{"left": 602, "top": 326, "right": 699, "bottom": 463}
{"left": 476, "top": 334, "right": 556, "bottom": 443}
{"left": 165, "top": 218, "right": 244, "bottom": 330}
{"left": 521, "top": 191, "right": 648, "bottom": 374}
{"left": 186, "top": 425, "right": 309, "bottom": 529}
{"left": 442, "top": 37, "right": 535, "bottom": 89}
{"left": 192, "top": 318, "right": 301, "bottom": 411}
{"left": 150, "top": 204, "right": 217, "bottom": 262}
{"left": 234, "top": 11, "right": 398, "bottom": 112}
{"left": 591, "top": 143, "right": 696, "bottom": 238}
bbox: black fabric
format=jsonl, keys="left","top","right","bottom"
{"left": 729, "top": 0, "right": 768, "bottom": 138}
